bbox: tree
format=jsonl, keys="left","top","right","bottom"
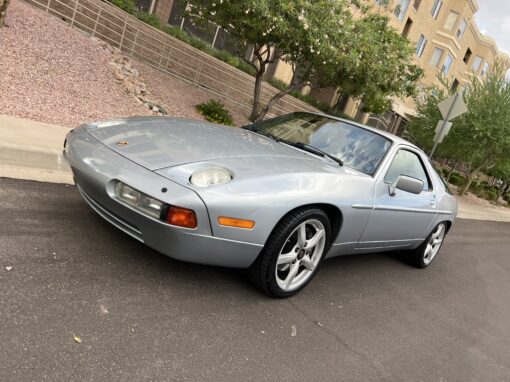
{"left": 406, "top": 82, "right": 472, "bottom": 180}
{"left": 455, "top": 65, "right": 510, "bottom": 195}
{"left": 407, "top": 64, "right": 510, "bottom": 195}
{"left": 0, "top": 0, "right": 9, "bottom": 27}
{"left": 322, "top": 13, "right": 423, "bottom": 114}
{"left": 187, "top": 0, "right": 421, "bottom": 121}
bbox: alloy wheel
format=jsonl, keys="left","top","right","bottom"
{"left": 423, "top": 223, "right": 446, "bottom": 265}
{"left": 275, "top": 219, "right": 326, "bottom": 292}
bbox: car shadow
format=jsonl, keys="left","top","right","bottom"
{"left": 84, "top": 203, "right": 416, "bottom": 299}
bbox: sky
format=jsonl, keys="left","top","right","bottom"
{"left": 474, "top": 0, "right": 510, "bottom": 55}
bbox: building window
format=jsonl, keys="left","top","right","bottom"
{"left": 431, "top": 0, "right": 443, "bottom": 19}
{"left": 442, "top": 54, "right": 453, "bottom": 75}
{"left": 451, "top": 79, "right": 459, "bottom": 92}
{"left": 402, "top": 18, "right": 413, "bottom": 37}
{"left": 471, "top": 56, "right": 483, "bottom": 72}
{"left": 463, "top": 48, "right": 472, "bottom": 64}
{"left": 444, "top": 10, "right": 459, "bottom": 31}
{"left": 394, "top": 0, "right": 411, "bottom": 21}
{"left": 430, "top": 47, "right": 444, "bottom": 67}
{"left": 481, "top": 62, "right": 490, "bottom": 77}
{"left": 413, "top": 0, "right": 421, "bottom": 11}
{"left": 416, "top": 34, "right": 427, "bottom": 57}
{"left": 456, "top": 18, "right": 467, "bottom": 39}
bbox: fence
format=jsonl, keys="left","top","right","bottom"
{"left": 25, "top": 0, "right": 318, "bottom": 117}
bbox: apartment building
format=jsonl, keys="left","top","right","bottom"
{"left": 307, "top": 0, "right": 510, "bottom": 133}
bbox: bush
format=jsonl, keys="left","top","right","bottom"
{"left": 449, "top": 173, "right": 465, "bottom": 186}
{"left": 267, "top": 77, "right": 288, "bottom": 91}
{"left": 135, "top": 11, "right": 161, "bottom": 28}
{"left": 477, "top": 189, "right": 488, "bottom": 199}
{"left": 487, "top": 191, "right": 498, "bottom": 202}
{"left": 196, "top": 99, "right": 234, "bottom": 126}
{"left": 110, "top": 0, "right": 136, "bottom": 14}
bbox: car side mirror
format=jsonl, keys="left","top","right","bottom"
{"left": 388, "top": 175, "right": 424, "bottom": 197}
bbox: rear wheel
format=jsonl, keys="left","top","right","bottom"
{"left": 409, "top": 222, "right": 447, "bottom": 268}
{"left": 249, "top": 208, "right": 331, "bottom": 298}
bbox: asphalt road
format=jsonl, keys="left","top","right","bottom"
{"left": 1, "top": 178, "right": 509, "bottom": 382}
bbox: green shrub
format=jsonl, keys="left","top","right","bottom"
{"left": 110, "top": 0, "right": 136, "bottom": 14}
{"left": 503, "top": 193, "right": 510, "bottom": 202}
{"left": 161, "top": 25, "right": 256, "bottom": 76}
{"left": 135, "top": 11, "right": 161, "bottom": 28}
{"left": 449, "top": 174, "right": 465, "bottom": 186}
{"left": 477, "top": 189, "right": 488, "bottom": 199}
{"left": 487, "top": 191, "right": 498, "bottom": 202}
{"left": 162, "top": 25, "right": 192, "bottom": 42}
{"left": 290, "top": 92, "right": 331, "bottom": 112}
{"left": 267, "top": 77, "right": 288, "bottom": 91}
{"left": 196, "top": 99, "right": 234, "bottom": 126}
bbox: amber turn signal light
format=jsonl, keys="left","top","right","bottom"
{"left": 218, "top": 216, "right": 255, "bottom": 229}
{"left": 166, "top": 206, "right": 197, "bottom": 228}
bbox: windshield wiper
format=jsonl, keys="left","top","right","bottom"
{"left": 288, "top": 142, "right": 343, "bottom": 166}
{"left": 256, "top": 131, "right": 343, "bottom": 166}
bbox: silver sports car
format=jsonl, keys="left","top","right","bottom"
{"left": 64, "top": 112, "right": 457, "bottom": 297}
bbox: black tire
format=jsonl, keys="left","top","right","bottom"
{"left": 249, "top": 207, "right": 331, "bottom": 298}
{"left": 408, "top": 222, "right": 448, "bottom": 269}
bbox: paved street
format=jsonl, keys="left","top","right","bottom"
{"left": 1, "top": 178, "right": 509, "bottom": 381}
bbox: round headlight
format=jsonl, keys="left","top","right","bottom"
{"left": 190, "top": 168, "right": 233, "bottom": 187}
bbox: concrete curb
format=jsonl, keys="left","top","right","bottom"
{"left": 0, "top": 115, "right": 73, "bottom": 184}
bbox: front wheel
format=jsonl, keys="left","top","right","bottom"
{"left": 409, "top": 222, "right": 448, "bottom": 268}
{"left": 249, "top": 207, "right": 331, "bottom": 298}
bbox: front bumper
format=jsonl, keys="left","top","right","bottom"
{"left": 64, "top": 127, "right": 262, "bottom": 268}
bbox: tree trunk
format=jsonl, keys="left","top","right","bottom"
{"left": 254, "top": 85, "right": 299, "bottom": 122}
{"left": 0, "top": 0, "right": 10, "bottom": 27}
{"left": 459, "top": 163, "right": 484, "bottom": 196}
{"left": 249, "top": 69, "right": 265, "bottom": 122}
{"left": 446, "top": 160, "right": 457, "bottom": 182}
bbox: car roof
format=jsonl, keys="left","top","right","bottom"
{"left": 301, "top": 111, "right": 421, "bottom": 151}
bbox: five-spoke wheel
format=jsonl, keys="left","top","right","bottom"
{"left": 275, "top": 219, "right": 326, "bottom": 292}
{"left": 410, "top": 222, "right": 448, "bottom": 268}
{"left": 249, "top": 207, "right": 331, "bottom": 298}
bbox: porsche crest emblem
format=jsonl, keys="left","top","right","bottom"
{"left": 116, "top": 140, "right": 129, "bottom": 147}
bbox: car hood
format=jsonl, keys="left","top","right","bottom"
{"left": 87, "top": 117, "right": 316, "bottom": 170}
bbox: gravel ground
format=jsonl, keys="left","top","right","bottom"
{"left": 136, "top": 61, "right": 250, "bottom": 127}
{"left": 0, "top": 0, "right": 249, "bottom": 127}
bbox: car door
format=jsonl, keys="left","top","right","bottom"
{"left": 357, "top": 147, "right": 437, "bottom": 251}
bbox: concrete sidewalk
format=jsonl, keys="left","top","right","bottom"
{"left": 0, "top": 115, "right": 73, "bottom": 184}
{"left": 1, "top": 114, "right": 509, "bottom": 222}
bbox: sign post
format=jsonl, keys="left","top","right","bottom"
{"left": 430, "top": 93, "right": 468, "bottom": 159}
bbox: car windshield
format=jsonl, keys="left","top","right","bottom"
{"left": 247, "top": 113, "right": 393, "bottom": 175}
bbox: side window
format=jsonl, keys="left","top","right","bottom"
{"left": 384, "top": 150, "right": 431, "bottom": 191}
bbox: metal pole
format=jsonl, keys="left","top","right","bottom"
{"left": 212, "top": 25, "right": 220, "bottom": 48}
{"left": 148, "top": 0, "right": 156, "bottom": 14}
{"left": 430, "top": 92, "right": 459, "bottom": 159}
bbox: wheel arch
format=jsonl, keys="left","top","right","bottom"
{"left": 443, "top": 219, "right": 453, "bottom": 234}
{"left": 268, "top": 203, "right": 343, "bottom": 246}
